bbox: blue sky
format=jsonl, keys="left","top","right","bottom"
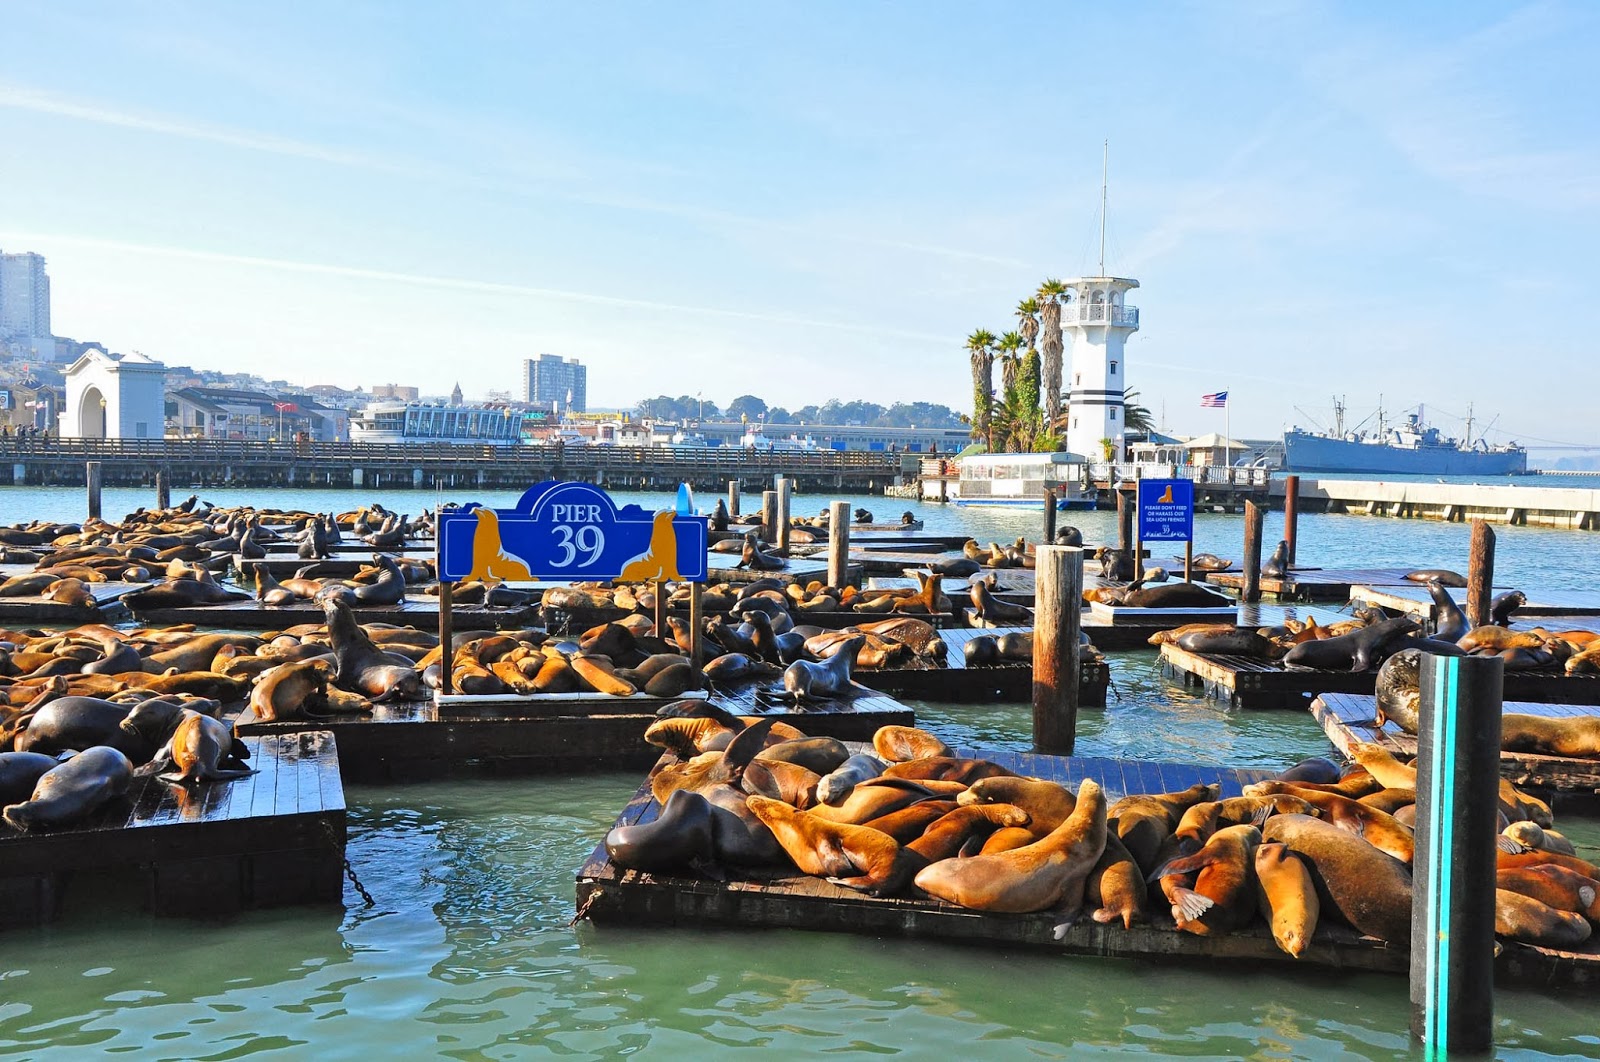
{"left": 1, "top": 1, "right": 1596, "bottom": 443}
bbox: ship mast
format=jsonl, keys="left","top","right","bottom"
{"left": 1332, "top": 396, "right": 1345, "bottom": 437}
{"left": 1099, "top": 139, "right": 1108, "bottom": 276}
{"left": 1464, "top": 404, "right": 1474, "bottom": 448}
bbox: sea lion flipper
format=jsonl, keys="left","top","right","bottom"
{"left": 1496, "top": 835, "right": 1528, "bottom": 855}
{"left": 1170, "top": 887, "right": 1215, "bottom": 924}
{"left": 1581, "top": 885, "right": 1596, "bottom": 908}
{"left": 714, "top": 717, "right": 776, "bottom": 784}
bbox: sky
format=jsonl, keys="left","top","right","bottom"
{"left": 1, "top": 1, "right": 1596, "bottom": 445}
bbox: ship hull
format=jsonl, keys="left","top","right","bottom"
{"left": 1282, "top": 431, "right": 1527, "bottom": 476}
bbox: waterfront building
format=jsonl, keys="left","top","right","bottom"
{"left": 349, "top": 400, "right": 524, "bottom": 445}
{"left": 0, "top": 250, "right": 51, "bottom": 342}
{"left": 522, "top": 354, "right": 587, "bottom": 413}
{"left": 167, "top": 385, "right": 346, "bottom": 441}
{"left": 371, "top": 383, "right": 420, "bottom": 401}
{"left": 60, "top": 348, "right": 166, "bottom": 439}
{"left": 1061, "top": 276, "right": 1140, "bottom": 462}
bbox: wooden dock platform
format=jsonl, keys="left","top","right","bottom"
{"left": 0, "top": 579, "right": 142, "bottom": 623}
{"left": 127, "top": 594, "right": 538, "bottom": 631}
{"left": 234, "top": 680, "right": 914, "bottom": 783}
{"left": 1207, "top": 567, "right": 1418, "bottom": 602}
{"left": 1311, "top": 693, "right": 1600, "bottom": 798}
{"left": 853, "top": 626, "right": 1109, "bottom": 706}
{"left": 1350, "top": 584, "right": 1600, "bottom": 619}
{"left": 575, "top": 744, "right": 1599, "bottom": 989}
{"left": 0, "top": 732, "right": 345, "bottom": 926}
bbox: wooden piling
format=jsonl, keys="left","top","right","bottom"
{"left": 1283, "top": 474, "right": 1300, "bottom": 565}
{"left": 776, "top": 477, "right": 792, "bottom": 554}
{"left": 155, "top": 469, "right": 171, "bottom": 510}
{"left": 688, "top": 582, "right": 704, "bottom": 667}
{"left": 761, "top": 490, "right": 779, "bottom": 544}
{"left": 1032, "top": 545, "right": 1083, "bottom": 755}
{"left": 727, "top": 480, "right": 740, "bottom": 518}
{"left": 86, "top": 461, "right": 102, "bottom": 520}
{"left": 827, "top": 500, "right": 851, "bottom": 589}
{"left": 438, "top": 581, "right": 454, "bottom": 695}
{"left": 1116, "top": 489, "right": 1132, "bottom": 553}
{"left": 1466, "top": 520, "right": 1495, "bottom": 628}
{"left": 1183, "top": 540, "right": 1193, "bottom": 583}
{"left": 1242, "top": 500, "right": 1264, "bottom": 603}
{"left": 1042, "top": 488, "right": 1057, "bottom": 544}
{"left": 653, "top": 579, "right": 669, "bottom": 641}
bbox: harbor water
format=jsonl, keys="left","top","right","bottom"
{"left": 3, "top": 484, "right": 1599, "bottom": 1059}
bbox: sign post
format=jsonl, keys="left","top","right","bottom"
{"left": 1136, "top": 479, "right": 1194, "bottom": 579}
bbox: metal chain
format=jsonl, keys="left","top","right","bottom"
{"left": 568, "top": 888, "right": 598, "bottom": 927}
{"left": 321, "top": 819, "right": 375, "bottom": 908}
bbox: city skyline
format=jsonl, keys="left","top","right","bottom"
{"left": 1, "top": 4, "right": 1596, "bottom": 443}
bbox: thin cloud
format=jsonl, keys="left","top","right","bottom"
{"left": 3, "top": 232, "right": 952, "bottom": 345}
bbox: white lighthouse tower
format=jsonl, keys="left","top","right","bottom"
{"left": 1062, "top": 142, "right": 1140, "bottom": 463}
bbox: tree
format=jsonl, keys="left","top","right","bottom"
{"left": 997, "top": 331, "right": 1023, "bottom": 397}
{"left": 965, "top": 328, "right": 997, "bottom": 449}
{"left": 727, "top": 395, "right": 767, "bottom": 421}
{"left": 1122, "top": 388, "right": 1155, "bottom": 434}
{"left": 1037, "top": 279, "right": 1068, "bottom": 435}
{"left": 1015, "top": 297, "right": 1040, "bottom": 352}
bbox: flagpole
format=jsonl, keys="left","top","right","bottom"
{"left": 1224, "top": 396, "right": 1231, "bottom": 472}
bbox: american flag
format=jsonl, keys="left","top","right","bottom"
{"left": 1200, "top": 391, "right": 1228, "bottom": 408}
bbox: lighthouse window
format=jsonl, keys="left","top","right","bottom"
{"left": 1110, "top": 361, "right": 1117, "bottom": 375}
{"left": 1074, "top": 373, "right": 1081, "bottom": 386}
{"left": 1110, "top": 408, "right": 1118, "bottom": 420}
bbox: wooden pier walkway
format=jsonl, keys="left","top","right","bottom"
{"left": 0, "top": 732, "right": 345, "bottom": 926}
{"left": 1350, "top": 584, "right": 1600, "bottom": 619}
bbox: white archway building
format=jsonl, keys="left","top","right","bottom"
{"left": 60, "top": 349, "right": 167, "bottom": 439}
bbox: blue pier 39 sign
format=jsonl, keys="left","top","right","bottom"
{"left": 436, "top": 481, "right": 709, "bottom": 583}
{"left": 1137, "top": 478, "right": 1194, "bottom": 542}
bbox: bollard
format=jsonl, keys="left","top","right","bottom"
{"left": 1466, "top": 521, "right": 1496, "bottom": 629}
{"left": 1283, "top": 474, "right": 1300, "bottom": 566}
{"left": 761, "top": 491, "right": 779, "bottom": 544}
{"left": 438, "top": 582, "right": 455, "bottom": 696}
{"left": 86, "top": 461, "right": 103, "bottom": 520}
{"left": 156, "top": 469, "right": 171, "bottom": 510}
{"left": 1242, "top": 500, "right": 1264, "bottom": 603}
{"left": 1043, "top": 488, "right": 1057, "bottom": 544}
{"left": 727, "top": 479, "right": 740, "bottom": 518}
{"left": 1410, "top": 651, "right": 1503, "bottom": 1055}
{"left": 828, "top": 500, "right": 851, "bottom": 589}
{"left": 776, "top": 477, "right": 792, "bottom": 554}
{"left": 1032, "top": 546, "right": 1083, "bottom": 754}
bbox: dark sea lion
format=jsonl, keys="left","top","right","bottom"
{"left": 1121, "top": 582, "right": 1232, "bottom": 610}
{"left": 916, "top": 778, "right": 1106, "bottom": 915}
{"left": 736, "top": 532, "right": 785, "bottom": 571}
{"left": 741, "top": 757, "right": 822, "bottom": 809}
{"left": 3, "top": 746, "right": 133, "bottom": 830}
{"left": 146, "top": 709, "right": 253, "bottom": 785}
{"left": 1422, "top": 580, "right": 1470, "bottom": 643}
{"left": 1261, "top": 540, "right": 1290, "bottom": 578}
{"left": 1191, "top": 553, "right": 1232, "bottom": 572}
{"left": 755, "top": 736, "right": 850, "bottom": 776}
{"left": 964, "top": 635, "right": 1000, "bottom": 667}
{"left": 1173, "top": 628, "right": 1273, "bottom": 657}
{"left": 1261, "top": 813, "right": 1412, "bottom": 943}
{"left": 349, "top": 553, "right": 407, "bottom": 606}
{"left": 642, "top": 663, "right": 706, "bottom": 698}
{"left": 14, "top": 696, "right": 152, "bottom": 760}
{"left": 1095, "top": 547, "right": 1135, "bottom": 582}
{"left": 322, "top": 597, "right": 421, "bottom": 701}
{"left": 994, "top": 631, "right": 1034, "bottom": 661}
{"left": 700, "top": 783, "right": 783, "bottom": 865}
{"left": 969, "top": 579, "right": 1031, "bottom": 624}
{"left": 930, "top": 556, "right": 981, "bottom": 578}
{"left": 703, "top": 652, "right": 779, "bottom": 685}
{"left": 604, "top": 788, "right": 717, "bottom": 872}
{"left": 1255, "top": 841, "right": 1320, "bottom": 958}
{"left": 1494, "top": 889, "right": 1592, "bottom": 948}
{"left": 872, "top": 725, "right": 954, "bottom": 763}
{"left": 816, "top": 753, "right": 888, "bottom": 805}
{"left": 1054, "top": 526, "right": 1083, "bottom": 547}
{"left": 1277, "top": 757, "right": 1342, "bottom": 784}
{"left": 782, "top": 635, "right": 860, "bottom": 701}
{"left": 746, "top": 794, "right": 914, "bottom": 895}
{"left": 1404, "top": 569, "right": 1466, "bottom": 587}
{"left": 0, "top": 750, "right": 66, "bottom": 804}
{"left": 1282, "top": 616, "right": 1419, "bottom": 672}
{"left": 1490, "top": 590, "right": 1527, "bottom": 627}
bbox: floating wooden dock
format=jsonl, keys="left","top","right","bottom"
{"left": 706, "top": 552, "right": 844, "bottom": 584}
{"left": 1350, "top": 584, "right": 1600, "bottom": 619}
{"left": 1080, "top": 604, "right": 1347, "bottom": 652}
{"left": 234, "top": 680, "right": 913, "bottom": 783}
{"left": 236, "top": 555, "right": 437, "bottom": 579}
{"left": 0, "top": 732, "right": 345, "bottom": 927}
{"left": 575, "top": 744, "right": 1598, "bottom": 988}
{"left": 127, "top": 594, "right": 538, "bottom": 631}
{"left": 0, "top": 580, "right": 141, "bottom": 623}
{"left": 852, "top": 626, "right": 1109, "bottom": 706}
{"left": 1206, "top": 567, "right": 1422, "bottom": 602}
{"left": 1311, "top": 693, "right": 1600, "bottom": 799}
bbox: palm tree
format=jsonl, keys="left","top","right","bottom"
{"left": 1015, "top": 297, "right": 1040, "bottom": 352}
{"left": 997, "top": 331, "right": 1023, "bottom": 398}
{"left": 1036, "top": 279, "right": 1068, "bottom": 437}
{"left": 1122, "top": 388, "right": 1155, "bottom": 434}
{"left": 965, "top": 328, "right": 997, "bottom": 450}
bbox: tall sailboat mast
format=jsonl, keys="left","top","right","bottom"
{"left": 1099, "top": 139, "right": 1108, "bottom": 276}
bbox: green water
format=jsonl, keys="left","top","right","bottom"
{"left": 4, "top": 486, "right": 1600, "bottom": 1057}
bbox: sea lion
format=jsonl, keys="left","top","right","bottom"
{"left": 2, "top": 746, "right": 133, "bottom": 830}
{"left": 745, "top": 794, "right": 915, "bottom": 895}
{"left": 1173, "top": 628, "right": 1273, "bottom": 657}
{"left": 755, "top": 736, "right": 851, "bottom": 775}
{"left": 736, "top": 532, "right": 785, "bottom": 572}
{"left": 322, "top": 597, "right": 421, "bottom": 701}
{"left": 963, "top": 635, "right": 1000, "bottom": 668}
{"left": 872, "top": 725, "right": 954, "bottom": 763}
{"left": 145, "top": 709, "right": 254, "bottom": 785}
{"left": 958, "top": 775, "right": 1077, "bottom": 836}
{"left": 1496, "top": 865, "right": 1600, "bottom": 921}
{"left": 1242, "top": 781, "right": 1415, "bottom": 864}
{"left": 1424, "top": 580, "right": 1470, "bottom": 642}
{"left": 1501, "top": 821, "right": 1577, "bottom": 857}
{"left": 1405, "top": 569, "right": 1467, "bottom": 588}
{"left": 1086, "top": 831, "right": 1147, "bottom": 929}
{"left": 1282, "top": 617, "right": 1419, "bottom": 672}
{"left": 1261, "top": 813, "right": 1412, "bottom": 943}
{"left": 1107, "top": 783, "right": 1219, "bottom": 875}
{"left": 1494, "top": 889, "right": 1592, "bottom": 948}
{"left": 1054, "top": 527, "right": 1083, "bottom": 547}
{"left": 1457, "top": 625, "right": 1542, "bottom": 653}
{"left": 604, "top": 788, "right": 718, "bottom": 872}
{"left": 1121, "top": 582, "right": 1232, "bottom": 610}
{"left": 1490, "top": 590, "right": 1527, "bottom": 627}
{"left": 248, "top": 660, "right": 329, "bottom": 723}
{"left": 1499, "top": 713, "right": 1600, "bottom": 759}
{"left": 1254, "top": 841, "right": 1320, "bottom": 958}
{"left": 930, "top": 556, "right": 981, "bottom": 578}
{"left": 741, "top": 757, "right": 822, "bottom": 809}
{"left": 1095, "top": 547, "right": 1135, "bottom": 582}
{"left": 13, "top": 696, "right": 154, "bottom": 760}
{"left": 0, "top": 751, "right": 66, "bottom": 804}
{"left": 651, "top": 719, "right": 776, "bottom": 804}
{"left": 1191, "top": 554, "right": 1232, "bottom": 572}
{"left": 1156, "top": 823, "right": 1263, "bottom": 935}
{"left": 968, "top": 578, "right": 1031, "bottom": 624}
{"left": 1261, "top": 540, "right": 1290, "bottom": 579}
{"left": 815, "top": 753, "right": 888, "bottom": 806}
{"left": 1277, "top": 757, "right": 1342, "bottom": 784}
{"left": 1373, "top": 648, "right": 1423, "bottom": 732}
{"left": 781, "top": 635, "right": 860, "bottom": 701}
{"left": 916, "top": 778, "right": 1106, "bottom": 915}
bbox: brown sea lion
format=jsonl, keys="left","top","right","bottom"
{"left": 1157, "top": 823, "right": 1263, "bottom": 935}
{"left": 872, "top": 725, "right": 954, "bottom": 763}
{"left": 903, "top": 803, "right": 1031, "bottom": 865}
{"left": 1499, "top": 713, "right": 1600, "bottom": 759}
{"left": 958, "top": 775, "right": 1077, "bottom": 836}
{"left": 1494, "top": 889, "right": 1592, "bottom": 948}
{"left": 145, "top": 709, "right": 253, "bottom": 785}
{"left": 805, "top": 779, "right": 934, "bottom": 825}
{"left": 880, "top": 757, "right": 1016, "bottom": 784}
{"left": 1086, "top": 831, "right": 1147, "bottom": 929}
{"left": 1173, "top": 629, "right": 1274, "bottom": 657}
{"left": 1457, "top": 626, "right": 1542, "bottom": 653}
{"left": 1261, "top": 813, "right": 1412, "bottom": 943}
{"left": 781, "top": 637, "right": 860, "bottom": 701}
{"left": 1501, "top": 821, "right": 1576, "bottom": 857}
{"left": 2, "top": 746, "right": 133, "bottom": 830}
{"left": 746, "top": 794, "right": 915, "bottom": 895}
{"left": 858, "top": 799, "right": 961, "bottom": 843}
{"left": 1496, "top": 864, "right": 1600, "bottom": 921}
{"left": 1107, "top": 783, "right": 1220, "bottom": 874}
{"left": 1255, "top": 841, "right": 1320, "bottom": 958}
{"left": 915, "top": 778, "right": 1106, "bottom": 915}
{"left": 1241, "top": 781, "right": 1414, "bottom": 864}
{"left": 249, "top": 660, "right": 329, "bottom": 723}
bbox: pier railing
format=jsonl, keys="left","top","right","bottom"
{"left": 1090, "top": 462, "right": 1271, "bottom": 486}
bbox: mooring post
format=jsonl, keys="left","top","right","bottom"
{"left": 1116, "top": 488, "right": 1132, "bottom": 554}
{"left": 653, "top": 579, "right": 668, "bottom": 642}
{"left": 86, "top": 461, "right": 102, "bottom": 520}
{"left": 727, "top": 479, "right": 740, "bottom": 518}
{"left": 1410, "top": 651, "right": 1503, "bottom": 1055}
{"left": 438, "top": 581, "right": 454, "bottom": 696}
{"left": 1183, "top": 540, "right": 1194, "bottom": 583}
{"left": 776, "top": 477, "right": 792, "bottom": 554}
{"left": 1466, "top": 520, "right": 1496, "bottom": 629}
{"left": 1242, "top": 500, "right": 1264, "bottom": 603}
{"left": 688, "top": 581, "right": 704, "bottom": 667}
{"left": 761, "top": 490, "right": 779, "bottom": 544}
{"left": 1032, "top": 545, "right": 1083, "bottom": 755}
{"left": 1283, "top": 474, "right": 1300, "bottom": 566}
{"left": 155, "top": 469, "right": 171, "bottom": 510}
{"left": 1043, "top": 487, "right": 1057, "bottom": 545}
{"left": 828, "top": 500, "right": 851, "bottom": 589}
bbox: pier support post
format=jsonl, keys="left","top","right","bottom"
{"left": 438, "top": 582, "right": 454, "bottom": 696}
{"left": 12, "top": 463, "right": 24, "bottom": 486}
{"left": 352, "top": 468, "right": 364, "bottom": 488}
{"left": 688, "top": 582, "right": 704, "bottom": 668}
{"left": 155, "top": 469, "right": 171, "bottom": 510}
{"left": 653, "top": 580, "right": 668, "bottom": 645}
{"left": 1042, "top": 488, "right": 1057, "bottom": 545}
{"left": 1466, "top": 521, "right": 1495, "bottom": 629}
{"left": 86, "top": 461, "right": 103, "bottom": 520}
{"left": 727, "top": 480, "right": 740, "bottom": 518}
{"left": 1410, "top": 651, "right": 1502, "bottom": 1055}
{"left": 1032, "top": 545, "right": 1083, "bottom": 755}
{"left": 1242, "top": 500, "right": 1264, "bottom": 603}
{"left": 761, "top": 491, "right": 779, "bottom": 544}
{"left": 412, "top": 468, "right": 423, "bottom": 488}
{"left": 776, "top": 477, "right": 792, "bottom": 554}
{"left": 1283, "top": 474, "right": 1300, "bottom": 565}
{"left": 828, "top": 500, "right": 851, "bottom": 589}
{"left": 1116, "top": 489, "right": 1133, "bottom": 554}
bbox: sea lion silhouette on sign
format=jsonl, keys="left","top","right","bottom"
{"left": 619, "top": 511, "right": 684, "bottom": 581}
{"left": 467, "top": 507, "right": 534, "bottom": 584}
